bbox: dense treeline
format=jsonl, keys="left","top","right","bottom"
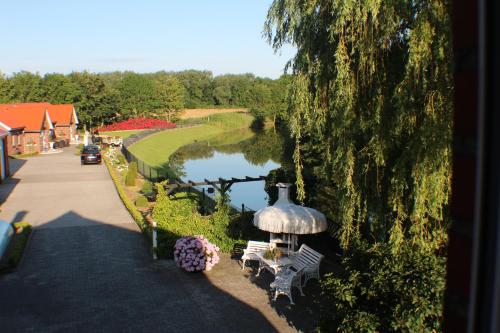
{"left": 0, "top": 70, "right": 290, "bottom": 127}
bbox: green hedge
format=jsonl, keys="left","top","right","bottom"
{"left": 5, "top": 222, "right": 32, "bottom": 268}
{"left": 152, "top": 185, "right": 248, "bottom": 258}
{"left": 104, "top": 158, "right": 148, "bottom": 232}
{"left": 135, "top": 195, "right": 148, "bottom": 208}
{"left": 126, "top": 161, "right": 137, "bottom": 186}
{"left": 141, "top": 180, "right": 153, "bottom": 195}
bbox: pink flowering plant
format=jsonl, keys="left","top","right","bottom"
{"left": 174, "top": 235, "right": 220, "bottom": 272}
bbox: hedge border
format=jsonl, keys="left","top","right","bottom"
{"left": 0, "top": 222, "right": 33, "bottom": 273}
{"left": 103, "top": 157, "right": 149, "bottom": 234}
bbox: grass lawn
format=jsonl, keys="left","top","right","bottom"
{"left": 128, "top": 113, "right": 254, "bottom": 167}
{"left": 100, "top": 130, "right": 145, "bottom": 139}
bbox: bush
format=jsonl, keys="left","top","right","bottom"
{"left": 141, "top": 180, "right": 153, "bottom": 195}
{"left": 152, "top": 186, "right": 245, "bottom": 258}
{"left": 174, "top": 236, "right": 220, "bottom": 272}
{"left": 103, "top": 158, "right": 147, "bottom": 232}
{"left": 319, "top": 241, "right": 446, "bottom": 333}
{"left": 135, "top": 195, "right": 148, "bottom": 208}
{"left": 6, "top": 222, "right": 32, "bottom": 268}
{"left": 125, "top": 162, "right": 137, "bottom": 186}
{"left": 117, "top": 154, "right": 126, "bottom": 165}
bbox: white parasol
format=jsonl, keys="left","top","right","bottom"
{"left": 253, "top": 183, "right": 327, "bottom": 253}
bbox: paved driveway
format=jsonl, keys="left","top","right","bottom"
{"left": 0, "top": 148, "right": 292, "bottom": 333}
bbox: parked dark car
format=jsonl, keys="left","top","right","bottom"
{"left": 80, "top": 145, "right": 102, "bottom": 165}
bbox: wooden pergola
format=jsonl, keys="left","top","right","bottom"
{"left": 163, "top": 175, "right": 267, "bottom": 195}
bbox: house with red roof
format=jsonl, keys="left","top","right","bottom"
{"left": 47, "top": 104, "right": 79, "bottom": 144}
{"left": 0, "top": 103, "right": 55, "bottom": 154}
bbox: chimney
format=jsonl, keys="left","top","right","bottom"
{"left": 275, "top": 183, "right": 292, "bottom": 204}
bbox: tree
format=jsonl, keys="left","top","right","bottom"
{"left": 0, "top": 72, "right": 12, "bottom": 103}
{"left": 69, "top": 72, "right": 116, "bottom": 128}
{"left": 266, "top": 0, "right": 453, "bottom": 252}
{"left": 115, "top": 72, "right": 156, "bottom": 119}
{"left": 153, "top": 75, "right": 185, "bottom": 121}
{"left": 174, "top": 70, "right": 214, "bottom": 107}
{"left": 8, "top": 71, "right": 43, "bottom": 102}
{"left": 266, "top": 1, "right": 453, "bottom": 331}
{"left": 249, "top": 75, "right": 291, "bottom": 126}
{"left": 41, "top": 73, "right": 80, "bottom": 104}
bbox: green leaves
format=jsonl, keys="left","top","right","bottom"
{"left": 320, "top": 241, "right": 445, "bottom": 332}
{"left": 266, "top": 0, "right": 452, "bottom": 252}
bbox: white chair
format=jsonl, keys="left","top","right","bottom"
{"left": 289, "top": 244, "right": 324, "bottom": 286}
{"left": 270, "top": 266, "right": 305, "bottom": 305}
{"left": 241, "top": 241, "right": 270, "bottom": 271}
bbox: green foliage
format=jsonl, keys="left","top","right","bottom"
{"left": 135, "top": 195, "right": 148, "bottom": 208}
{"left": 174, "top": 70, "right": 214, "bottom": 107}
{"left": 69, "top": 71, "right": 118, "bottom": 128}
{"left": 152, "top": 186, "right": 249, "bottom": 258}
{"left": 75, "top": 144, "right": 84, "bottom": 156}
{"left": 115, "top": 72, "right": 156, "bottom": 119}
{"left": 264, "top": 168, "right": 297, "bottom": 205}
{"left": 125, "top": 162, "right": 137, "bottom": 186}
{"left": 141, "top": 180, "right": 153, "bottom": 195}
{"left": 9, "top": 152, "right": 39, "bottom": 159}
{"left": 6, "top": 222, "right": 32, "bottom": 268}
{"left": 0, "top": 69, "right": 289, "bottom": 128}
{"left": 204, "top": 112, "right": 254, "bottom": 130}
{"left": 104, "top": 158, "right": 147, "bottom": 231}
{"left": 7, "top": 71, "right": 43, "bottom": 102}
{"left": 319, "top": 241, "right": 445, "bottom": 333}
{"left": 266, "top": 0, "right": 452, "bottom": 252}
{"left": 152, "top": 186, "right": 209, "bottom": 258}
{"left": 117, "top": 154, "right": 126, "bottom": 165}
{"left": 266, "top": 1, "right": 452, "bottom": 331}
{"left": 152, "top": 74, "right": 185, "bottom": 121}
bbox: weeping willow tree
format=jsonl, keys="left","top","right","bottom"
{"left": 265, "top": 0, "right": 453, "bottom": 253}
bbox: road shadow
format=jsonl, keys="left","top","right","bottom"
{"left": 8, "top": 157, "right": 27, "bottom": 177}
{"left": 0, "top": 158, "right": 27, "bottom": 207}
{"left": 0, "top": 211, "right": 284, "bottom": 333}
{"left": 238, "top": 259, "right": 335, "bottom": 332}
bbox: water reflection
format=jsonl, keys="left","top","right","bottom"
{"left": 168, "top": 129, "right": 285, "bottom": 210}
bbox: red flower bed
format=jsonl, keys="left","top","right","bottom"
{"left": 99, "top": 118, "right": 176, "bottom": 132}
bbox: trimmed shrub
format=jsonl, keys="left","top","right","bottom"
{"left": 117, "top": 154, "right": 126, "bottom": 165}
{"left": 152, "top": 186, "right": 245, "bottom": 258}
{"left": 135, "top": 195, "right": 148, "bottom": 208}
{"left": 125, "top": 162, "right": 137, "bottom": 186}
{"left": 141, "top": 180, "right": 153, "bottom": 195}
{"left": 103, "top": 158, "right": 147, "bottom": 232}
{"left": 6, "top": 222, "right": 32, "bottom": 268}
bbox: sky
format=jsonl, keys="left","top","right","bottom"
{"left": 0, "top": 0, "right": 295, "bottom": 79}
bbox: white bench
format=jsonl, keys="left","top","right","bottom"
{"left": 290, "top": 244, "right": 324, "bottom": 286}
{"left": 270, "top": 266, "right": 305, "bottom": 305}
{"left": 241, "top": 241, "right": 270, "bottom": 270}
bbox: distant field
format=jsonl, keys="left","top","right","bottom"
{"left": 100, "top": 130, "right": 144, "bottom": 139}
{"left": 180, "top": 108, "right": 248, "bottom": 119}
{"left": 128, "top": 113, "right": 254, "bottom": 167}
